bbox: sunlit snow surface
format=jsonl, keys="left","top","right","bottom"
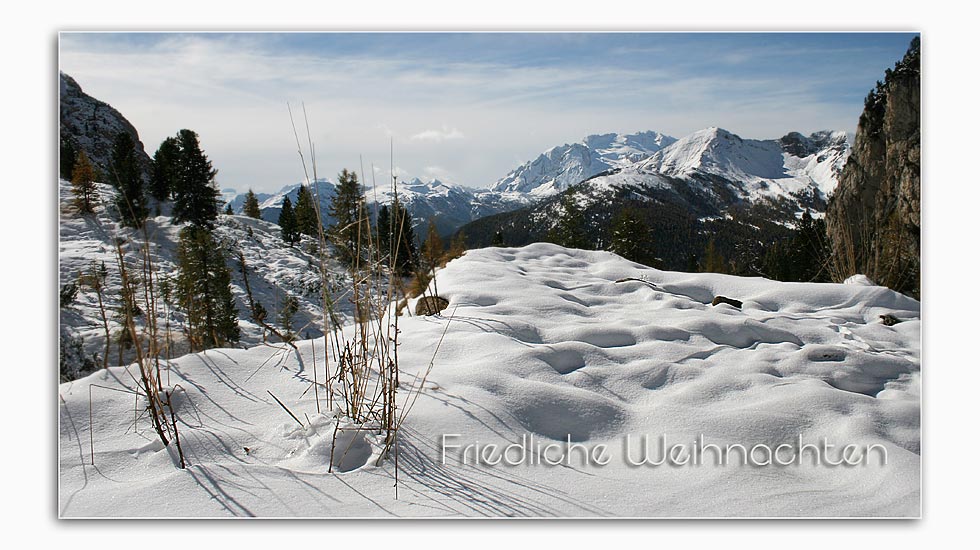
{"left": 59, "top": 244, "right": 919, "bottom": 517}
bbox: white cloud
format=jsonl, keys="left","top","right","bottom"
{"left": 422, "top": 165, "right": 456, "bottom": 182}
{"left": 410, "top": 125, "right": 465, "bottom": 142}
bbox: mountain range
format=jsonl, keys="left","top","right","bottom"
{"left": 59, "top": 69, "right": 851, "bottom": 274}
{"left": 226, "top": 127, "right": 848, "bottom": 238}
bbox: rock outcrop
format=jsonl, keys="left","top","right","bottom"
{"left": 59, "top": 72, "right": 152, "bottom": 182}
{"left": 826, "top": 38, "right": 920, "bottom": 298}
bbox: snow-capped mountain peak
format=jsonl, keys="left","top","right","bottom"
{"left": 635, "top": 127, "right": 850, "bottom": 202}
{"left": 641, "top": 127, "right": 785, "bottom": 180}
{"left": 489, "top": 130, "right": 677, "bottom": 196}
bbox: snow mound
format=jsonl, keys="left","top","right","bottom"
{"left": 60, "top": 244, "right": 919, "bottom": 517}
{"left": 844, "top": 274, "right": 876, "bottom": 286}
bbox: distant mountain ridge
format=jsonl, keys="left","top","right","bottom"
{"left": 489, "top": 130, "right": 676, "bottom": 197}
{"left": 228, "top": 177, "right": 520, "bottom": 238}
{"left": 455, "top": 126, "right": 851, "bottom": 274}
{"left": 227, "top": 127, "right": 848, "bottom": 239}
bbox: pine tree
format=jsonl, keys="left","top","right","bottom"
{"left": 150, "top": 136, "right": 180, "bottom": 205}
{"left": 60, "top": 137, "right": 78, "bottom": 180}
{"left": 243, "top": 189, "right": 262, "bottom": 219}
{"left": 389, "top": 199, "right": 417, "bottom": 276}
{"left": 110, "top": 132, "right": 148, "bottom": 228}
{"left": 449, "top": 231, "right": 467, "bottom": 259}
{"left": 422, "top": 220, "right": 444, "bottom": 269}
{"left": 328, "top": 169, "right": 369, "bottom": 264}
{"left": 491, "top": 230, "right": 505, "bottom": 247}
{"left": 71, "top": 150, "right": 97, "bottom": 214}
{"left": 175, "top": 226, "right": 239, "bottom": 350}
{"left": 172, "top": 129, "right": 220, "bottom": 229}
{"left": 278, "top": 294, "right": 299, "bottom": 343}
{"left": 376, "top": 204, "right": 391, "bottom": 260}
{"left": 609, "top": 207, "right": 651, "bottom": 264}
{"left": 549, "top": 193, "right": 588, "bottom": 249}
{"left": 224, "top": 203, "right": 234, "bottom": 215}
{"left": 702, "top": 238, "right": 729, "bottom": 274}
{"left": 794, "top": 210, "right": 830, "bottom": 282}
{"left": 294, "top": 185, "right": 319, "bottom": 237}
{"left": 278, "top": 196, "right": 299, "bottom": 245}
{"left": 763, "top": 210, "right": 830, "bottom": 282}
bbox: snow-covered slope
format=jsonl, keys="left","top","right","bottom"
{"left": 59, "top": 179, "right": 356, "bottom": 373}
{"left": 490, "top": 131, "right": 676, "bottom": 198}
{"left": 60, "top": 244, "right": 919, "bottom": 517}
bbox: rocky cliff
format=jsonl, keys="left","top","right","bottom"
{"left": 59, "top": 72, "right": 152, "bottom": 182}
{"left": 826, "top": 37, "right": 920, "bottom": 298}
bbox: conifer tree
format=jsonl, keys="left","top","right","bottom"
{"left": 328, "top": 169, "right": 369, "bottom": 264}
{"left": 702, "top": 238, "right": 729, "bottom": 274}
{"left": 609, "top": 207, "right": 651, "bottom": 264}
{"left": 389, "top": 199, "right": 417, "bottom": 276}
{"left": 278, "top": 294, "right": 299, "bottom": 343}
{"left": 491, "top": 230, "right": 505, "bottom": 247}
{"left": 150, "top": 136, "right": 180, "bottom": 204}
{"left": 175, "top": 226, "right": 240, "bottom": 350}
{"left": 243, "top": 189, "right": 262, "bottom": 219}
{"left": 549, "top": 193, "right": 588, "bottom": 249}
{"left": 60, "top": 138, "right": 77, "bottom": 180}
{"left": 278, "top": 196, "right": 299, "bottom": 245}
{"left": 224, "top": 203, "right": 234, "bottom": 215}
{"left": 762, "top": 210, "right": 830, "bottom": 282}
{"left": 376, "top": 204, "right": 391, "bottom": 259}
{"left": 294, "top": 185, "right": 319, "bottom": 237}
{"left": 422, "top": 220, "right": 445, "bottom": 269}
{"left": 449, "top": 231, "right": 467, "bottom": 259}
{"left": 110, "top": 132, "right": 148, "bottom": 228}
{"left": 71, "top": 150, "right": 97, "bottom": 214}
{"left": 172, "top": 129, "right": 220, "bottom": 229}
{"left": 80, "top": 261, "right": 111, "bottom": 369}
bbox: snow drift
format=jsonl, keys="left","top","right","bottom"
{"left": 59, "top": 244, "right": 920, "bottom": 517}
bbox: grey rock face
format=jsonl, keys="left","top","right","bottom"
{"left": 825, "top": 38, "right": 920, "bottom": 298}
{"left": 60, "top": 72, "right": 152, "bottom": 182}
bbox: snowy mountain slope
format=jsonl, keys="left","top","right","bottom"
{"left": 490, "top": 130, "right": 677, "bottom": 198}
{"left": 60, "top": 244, "right": 919, "bottom": 517}
{"left": 59, "top": 179, "right": 358, "bottom": 373}
{"left": 638, "top": 127, "right": 849, "bottom": 204}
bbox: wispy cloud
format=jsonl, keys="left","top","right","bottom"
{"left": 58, "top": 32, "right": 916, "bottom": 192}
{"left": 411, "top": 125, "right": 465, "bottom": 142}
{"left": 422, "top": 165, "right": 456, "bottom": 182}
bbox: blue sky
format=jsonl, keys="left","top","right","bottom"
{"left": 59, "top": 32, "right": 917, "bottom": 193}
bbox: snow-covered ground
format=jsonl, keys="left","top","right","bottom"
{"left": 59, "top": 244, "right": 920, "bottom": 517}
